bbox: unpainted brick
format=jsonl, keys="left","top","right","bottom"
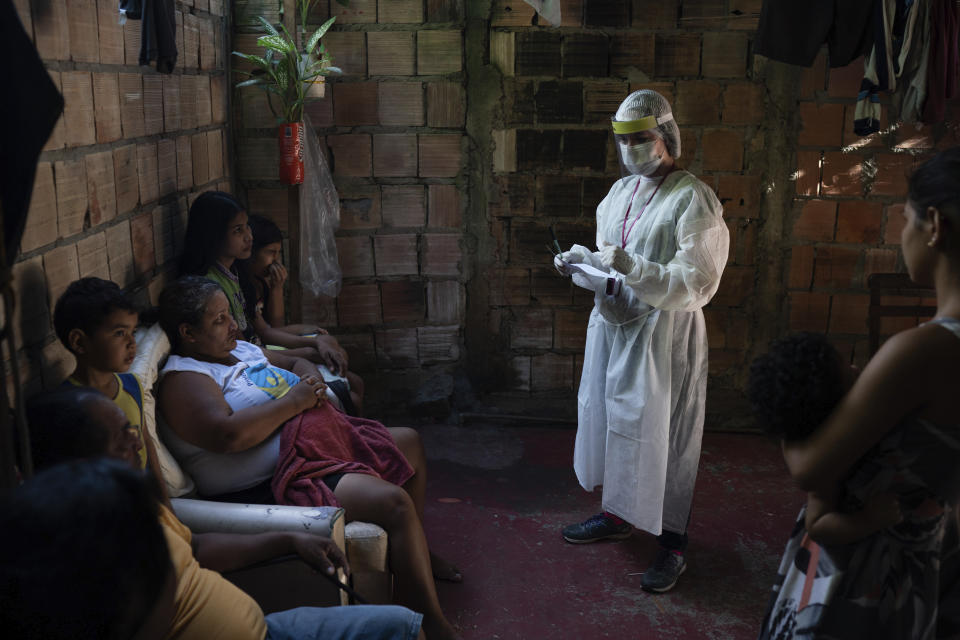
{"left": 113, "top": 145, "right": 139, "bottom": 215}
{"left": 136, "top": 143, "right": 159, "bottom": 205}
{"left": 196, "top": 76, "right": 212, "bottom": 127}
{"left": 511, "top": 308, "right": 553, "bottom": 349}
{"left": 62, "top": 71, "right": 96, "bottom": 147}
{"left": 531, "top": 353, "right": 574, "bottom": 391}
{"left": 654, "top": 33, "right": 701, "bottom": 77}
{"left": 821, "top": 152, "right": 864, "bottom": 197}
{"left": 130, "top": 212, "right": 156, "bottom": 276}
{"left": 814, "top": 246, "right": 860, "bottom": 289}
{"left": 247, "top": 189, "right": 290, "bottom": 233}
{"left": 787, "top": 245, "right": 815, "bottom": 289}
{"left": 871, "top": 153, "right": 914, "bottom": 197}
{"left": 712, "top": 265, "right": 754, "bottom": 306}
{"left": 427, "top": 280, "right": 463, "bottom": 323}
{"left": 382, "top": 186, "right": 426, "bottom": 227}
{"left": 97, "top": 0, "right": 124, "bottom": 63}
{"left": 427, "top": 0, "right": 464, "bottom": 22}
{"left": 192, "top": 132, "right": 209, "bottom": 187}
{"left": 123, "top": 17, "right": 141, "bottom": 64}
{"left": 491, "top": 0, "right": 536, "bottom": 27}
{"left": 53, "top": 159, "right": 88, "bottom": 239}
{"left": 176, "top": 135, "right": 194, "bottom": 190}
{"left": 379, "top": 0, "right": 423, "bottom": 22}
{"left": 332, "top": 0, "right": 376, "bottom": 24}
{"left": 676, "top": 81, "right": 721, "bottom": 125}
{"left": 884, "top": 204, "right": 906, "bottom": 244}
{"left": 207, "top": 129, "right": 224, "bottom": 182}
{"left": 336, "top": 236, "right": 375, "bottom": 278}
{"left": 163, "top": 75, "right": 181, "bottom": 132}
{"left": 427, "top": 82, "right": 466, "bottom": 127}
{"left": 418, "top": 326, "right": 460, "bottom": 364}
{"left": 374, "top": 328, "right": 419, "bottom": 368}
{"left": 374, "top": 234, "right": 419, "bottom": 275}
{"left": 32, "top": 0, "right": 70, "bottom": 60}
{"left": 793, "top": 200, "right": 836, "bottom": 242}
{"left": 379, "top": 82, "right": 424, "bottom": 126}
{"left": 373, "top": 134, "right": 418, "bottom": 177}
{"left": 77, "top": 231, "right": 110, "bottom": 280}
{"left": 157, "top": 138, "right": 177, "bottom": 197}
{"left": 85, "top": 151, "right": 117, "bottom": 226}
{"left": 93, "top": 73, "right": 122, "bottom": 144}
{"left": 798, "top": 102, "right": 845, "bottom": 148}
{"left": 489, "top": 267, "right": 530, "bottom": 305}
{"left": 610, "top": 34, "right": 655, "bottom": 78}
{"left": 534, "top": 80, "right": 583, "bottom": 124}
{"left": 584, "top": 0, "right": 628, "bottom": 25}
{"left": 324, "top": 32, "right": 367, "bottom": 77}
{"left": 418, "top": 30, "right": 463, "bottom": 75}
{"left": 829, "top": 293, "right": 870, "bottom": 334}
{"left": 584, "top": 80, "right": 629, "bottom": 123}
{"left": 337, "top": 283, "right": 382, "bottom": 325}
{"left": 795, "top": 150, "right": 822, "bottom": 197}
{"left": 175, "top": 10, "right": 184, "bottom": 70}
{"left": 68, "top": 0, "right": 99, "bottom": 63}
{"left": 536, "top": 176, "right": 581, "bottom": 217}
{"left": 490, "top": 31, "right": 515, "bottom": 77}
{"left": 511, "top": 356, "right": 531, "bottom": 392}
{"left": 428, "top": 185, "right": 461, "bottom": 228}
{"left": 43, "top": 244, "right": 80, "bottom": 309}
{"left": 563, "top": 34, "right": 608, "bottom": 78}
{"left": 721, "top": 81, "right": 765, "bottom": 125}
{"left": 142, "top": 75, "right": 164, "bottom": 135}
{"left": 21, "top": 163, "right": 58, "bottom": 252}
{"left": 555, "top": 0, "right": 584, "bottom": 26}
{"left": 334, "top": 81, "right": 380, "bottom": 126}
{"left": 339, "top": 185, "right": 382, "bottom": 230}
{"left": 836, "top": 200, "right": 883, "bottom": 243}
{"left": 701, "top": 129, "right": 744, "bottom": 171}
{"left": 368, "top": 32, "right": 415, "bottom": 76}
{"left": 422, "top": 233, "right": 460, "bottom": 275}
{"left": 106, "top": 219, "right": 134, "bottom": 287}
{"left": 180, "top": 75, "right": 199, "bottom": 130}
{"left": 199, "top": 17, "right": 216, "bottom": 70}
{"left": 328, "top": 134, "right": 372, "bottom": 177}
{"left": 531, "top": 268, "right": 573, "bottom": 305}
{"left": 517, "top": 129, "right": 561, "bottom": 172}
{"left": 419, "top": 134, "right": 461, "bottom": 177}
{"left": 701, "top": 32, "right": 748, "bottom": 78}
{"left": 117, "top": 73, "right": 145, "bottom": 139}
{"left": 210, "top": 75, "right": 227, "bottom": 124}
{"left": 516, "top": 32, "right": 561, "bottom": 76}
{"left": 716, "top": 174, "right": 762, "bottom": 217}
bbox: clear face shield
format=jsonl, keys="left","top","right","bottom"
{"left": 612, "top": 113, "right": 674, "bottom": 179}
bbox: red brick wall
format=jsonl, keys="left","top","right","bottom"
{"left": 12, "top": 0, "right": 231, "bottom": 392}
{"left": 786, "top": 52, "right": 958, "bottom": 367}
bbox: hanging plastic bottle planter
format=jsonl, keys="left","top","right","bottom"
{"left": 232, "top": 9, "right": 339, "bottom": 186}
{"left": 278, "top": 122, "right": 305, "bottom": 185}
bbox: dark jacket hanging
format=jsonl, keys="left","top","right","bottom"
{"left": 139, "top": 0, "right": 178, "bottom": 73}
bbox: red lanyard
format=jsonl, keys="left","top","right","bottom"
{"left": 620, "top": 168, "right": 674, "bottom": 248}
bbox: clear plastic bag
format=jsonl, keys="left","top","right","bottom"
{"left": 299, "top": 117, "right": 342, "bottom": 298}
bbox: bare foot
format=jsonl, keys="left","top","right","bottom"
{"left": 430, "top": 551, "right": 463, "bottom": 583}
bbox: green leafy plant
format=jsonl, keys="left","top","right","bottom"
{"left": 232, "top": 0, "right": 341, "bottom": 124}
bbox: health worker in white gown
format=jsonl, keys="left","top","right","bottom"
{"left": 555, "top": 89, "right": 729, "bottom": 593}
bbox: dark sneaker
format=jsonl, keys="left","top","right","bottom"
{"left": 641, "top": 549, "right": 687, "bottom": 593}
{"left": 561, "top": 513, "right": 632, "bottom": 544}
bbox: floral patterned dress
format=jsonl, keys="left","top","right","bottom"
{"left": 759, "top": 318, "right": 960, "bottom": 640}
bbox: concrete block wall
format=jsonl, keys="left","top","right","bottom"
{"left": 11, "top": 0, "right": 231, "bottom": 393}
{"left": 784, "top": 51, "right": 958, "bottom": 368}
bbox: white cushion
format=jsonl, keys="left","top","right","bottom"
{"left": 131, "top": 323, "right": 195, "bottom": 497}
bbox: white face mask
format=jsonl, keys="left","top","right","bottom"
{"left": 620, "top": 140, "right": 663, "bottom": 176}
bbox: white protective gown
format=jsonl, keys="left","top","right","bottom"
{"left": 573, "top": 169, "right": 729, "bottom": 536}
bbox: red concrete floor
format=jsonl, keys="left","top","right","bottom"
{"left": 416, "top": 424, "right": 804, "bottom": 640}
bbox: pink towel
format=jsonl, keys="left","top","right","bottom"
{"left": 272, "top": 403, "right": 415, "bottom": 507}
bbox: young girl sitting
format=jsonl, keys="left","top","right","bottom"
{"left": 240, "top": 214, "right": 364, "bottom": 415}
{"left": 179, "top": 192, "right": 362, "bottom": 414}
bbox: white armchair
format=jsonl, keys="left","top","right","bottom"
{"left": 132, "top": 324, "right": 390, "bottom": 604}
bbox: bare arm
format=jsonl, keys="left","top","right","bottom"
{"left": 805, "top": 488, "right": 903, "bottom": 546}
{"left": 278, "top": 323, "right": 329, "bottom": 336}
{"left": 158, "top": 371, "right": 323, "bottom": 453}
{"left": 192, "top": 531, "right": 349, "bottom": 576}
{"left": 782, "top": 325, "right": 946, "bottom": 492}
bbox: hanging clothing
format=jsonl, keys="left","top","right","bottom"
{"left": 854, "top": 0, "right": 922, "bottom": 135}
{"left": 573, "top": 170, "right": 728, "bottom": 536}
{"left": 922, "top": 0, "right": 960, "bottom": 124}
{"left": 138, "top": 0, "right": 178, "bottom": 73}
{"left": 755, "top": 0, "right": 874, "bottom": 68}
{"left": 891, "top": 0, "right": 932, "bottom": 126}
